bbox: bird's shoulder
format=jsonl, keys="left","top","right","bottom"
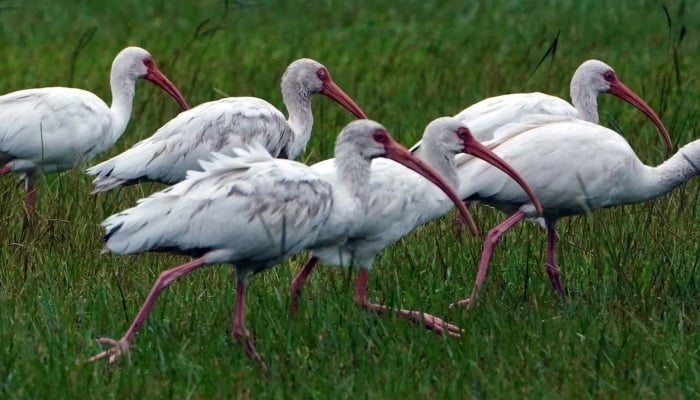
{"left": 138, "top": 96, "right": 292, "bottom": 154}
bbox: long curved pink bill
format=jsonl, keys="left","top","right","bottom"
{"left": 610, "top": 79, "right": 671, "bottom": 151}
{"left": 384, "top": 138, "right": 479, "bottom": 236}
{"left": 322, "top": 80, "right": 368, "bottom": 119}
{"left": 146, "top": 67, "right": 190, "bottom": 111}
{"left": 465, "top": 139, "right": 543, "bottom": 216}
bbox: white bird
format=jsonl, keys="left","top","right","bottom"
{"left": 0, "top": 46, "right": 189, "bottom": 210}
{"left": 411, "top": 59, "right": 671, "bottom": 151}
{"left": 87, "top": 119, "right": 470, "bottom": 370}
{"left": 450, "top": 113, "right": 700, "bottom": 307}
{"left": 288, "top": 117, "right": 543, "bottom": 335}
{"left": 87, "top": 58, "right": 368, "bottom": 192}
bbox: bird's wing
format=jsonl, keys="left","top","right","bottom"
{"left": 458, "top": 118, "right": 637, "bottom": 214}
{"left": 411, "top": 92, "right": 579, "bottom": 152}
{"left": 0, "top": 88, "right": 112, "bottom": 170}
{"left": 86, "top": 97, "right": 293, "bottom": 190}
{"left": 103, "top": 144, "right": 333, "bottom": 267}
{"left": 454, "top": 92, "right": 580, "bottom": 141}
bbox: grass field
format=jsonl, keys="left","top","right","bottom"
{"left": 2, "top": 0, "right": 700, "bottom": 398}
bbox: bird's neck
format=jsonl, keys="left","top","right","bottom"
{"left": 108, "top": 74, "right": 136, "bottom": 143}
{"left": 282, "top": 84, "right": 314, "bottom": 160}
{"left": 570, "top": 80, "right": 600, "bottom": 123}
{"left": 334, "top": 147, "right": 372, "bottom": 209}
{"left": 414, "top": 144, "right": 459, "bottom": 190}
{"left": 632, "top": 141, "right": 700, "bottom": 203}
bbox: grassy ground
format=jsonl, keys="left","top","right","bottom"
{"left": 1, "top": 0, "right": 700, "bottom": 398}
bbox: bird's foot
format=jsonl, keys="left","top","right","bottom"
{"left": 233, "top": 328, "right": 268, "bottom": 373}
{"left": 448, "top": 297, "right": 473, "bottom": 309}
{"left": 395, "top": 308, "right": 463, "bottom": 338}
{"left": 87, "top": 336, "right": 131, "bottom": 365}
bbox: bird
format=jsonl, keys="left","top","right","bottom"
{"left": 0, "top": 46, "right": 189, "bottom": 211}
{"left": 411, "top": 59, "right": 671, "bottom": 151}
{"left": 288, "top": 116, "right": 543, "bottom": 336}
{"left": 449, "top": 113, "right": 700, "bottom": 307}
{"left": 86, "top": 119, "right": 471, "bottom": 370}
{"left": 86, "top": 58, "right": 368, "bottom": 192}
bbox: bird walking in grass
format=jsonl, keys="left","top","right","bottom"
{"left": 87, "top": 119, "right": 471, "bottom": 370}
{"left": 87, "top": 58, "right": 367, "bottom": 192}
{"left": 0, "top": 46, "right": 189, "bottom": 212}
{"left": 289, "top": 117, "right": 543, "bottom": 336}
{"left": 450, "top": 113, "right": 700, "bottom": 307}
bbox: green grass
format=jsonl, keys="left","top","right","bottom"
{"left": 2, "top": 0, "right": 700, "bottom": 398}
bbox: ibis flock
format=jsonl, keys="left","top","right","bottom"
{"left": 1, "top": 47, "right": 697, "bottom": 370}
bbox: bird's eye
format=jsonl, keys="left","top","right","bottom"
{"left": 456, "top": 127, "right": 470, "bottom": 139}
{"left": 143, "top": 58, "right": 154, "bottom": 67}
{"left": 603, "top": 70, "right": 615, "bottom": 82}
{"left": 372, "top": 129, "right": 388, "bottom": 143}
{"left": 316, "top": 67, "right": 329, "bottom": 81}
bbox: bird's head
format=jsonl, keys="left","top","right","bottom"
{"left": 111, "top": 46, "right": 189, "bottom": 111}
{"left": 281, "top": 58, "right": 367, "bottom": 119}
{"left": 572, "top": 59, "right": 671, "bottom": 150}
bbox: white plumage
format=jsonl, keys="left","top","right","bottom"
{"left": 87, "top": 58, "right": 367, "bottom": 192}
{"left": 88, "top": 119, "right": 465, "bottom": 370}
{"left": 452, "top": 114, "right": 700, "bottom": 307}
{"left": 0, "top": 46, "right": 188, "bottom": 210}
{"left": 411, "top": 59, "right": 670, "bottom": 150}
{"left": 289, "top": 117, "right": 542, "bottom": 336}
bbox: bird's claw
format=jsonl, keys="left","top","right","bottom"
{"left": 448, "top": 298, "right": 473, "bottom": 309}
{"left": 87, "top": 336, "right": 130, "bottom": 365}
{"left": 398, "top": 309, "right": 464, "bottom": 338}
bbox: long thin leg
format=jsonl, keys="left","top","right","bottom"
{"left": 88, "top": 257, "right": 207, "bottom": 365}
{"left": 231, "top": 279, "right": 266, "bottom": 371}
{"left": 545, "top": 222, "right": 567, "bottom": 297}
{"left": 23, "top": 175, "right": 36, "bottom": 213}
{"left": 452, "top": 200, "right": 471, "bottom": 236}
{"left": 451, "top": 210, "right": 526, "bottom": 308}
{"left": 354, "top": 269, "right": 463, "bottom": 337}
{"left": 288, "top": 256, "right": 318, "bottom": 314}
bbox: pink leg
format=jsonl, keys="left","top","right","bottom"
{"left": 354, "top": 270, "right": 463, "bottom": 337}
{"left": 289, "top": 256, "right": 318, "bottom": 315}
{"left": 452, "top": 200, "right": 471, "bottom": 236}
{"left": 88, "top": 257, "right": 207, "bottom": 365}
{"left": 23, "top": 177, "right": 36, "bottom": 214}
{"left": 451, "top": 210, "right": 526, "bottom": 308}
{"left": 232, "top": 279, "right": 266, "bottom": 371}
{"left": 545, "top": 223, "right": 567, "bottom": 297}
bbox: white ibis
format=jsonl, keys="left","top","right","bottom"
{"left": 288, "top": 117, "right": 543, "bottom": 336}
{"left": 87, "top": 58, "right": 368, "bottom": 192}
{"left": 87, "top": 119, "right": 470, "bottom": 369}
{"left": 411, "top": 60, "right": 671, "bottom": 151}
{"left": 0, "top": 46, "right": 189, "bottom": 210}
{"left": 450, "top": 113, "right": 700, "bottom": 307}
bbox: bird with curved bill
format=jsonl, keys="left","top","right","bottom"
{"left": 86, "top": 119, "right": 473, "bottom": 371}
{"left": 0, "top": 46, "right": 188, "bottom": 213}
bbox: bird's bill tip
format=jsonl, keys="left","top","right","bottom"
{"left": 465, "top": 140, "right": 544, "bottom": 216}
{"left": 145, "top": 67, "right": 190, "bottom": 111}
{"left": 609, "top": 80, "right": 672, "bottom": 151}
{"left": 321, "top": 80, "right": 368, "bottom": 119}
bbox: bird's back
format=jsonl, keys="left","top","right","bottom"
{"left": 103, "top": 144, "right": 333, "bottom": 272}
{"left": 87, "top": 97, "right": 293, "bottom": 191}
{"left": 0, "top": 87, "right": 113, "bottom": 173}
{"left": 458, "top": 115, "right": 641, "bottom": 219}
{"left": 454, "top": 92, "right": 579, "bottom": 142}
